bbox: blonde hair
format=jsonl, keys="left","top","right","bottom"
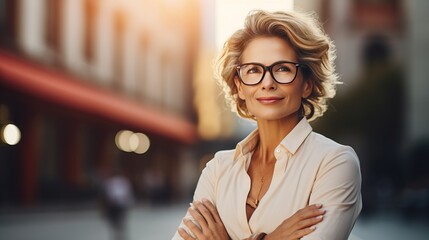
{"left": 215, "top": 10, "right": 339, "bottom": 121}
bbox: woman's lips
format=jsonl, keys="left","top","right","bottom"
{"left": 256, "top": 97, "right": 284, "bottom": 104}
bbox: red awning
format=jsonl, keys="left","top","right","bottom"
{"left": 0, "top": 50, "right": 197, "bottom": 144}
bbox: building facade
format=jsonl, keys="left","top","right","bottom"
{"left": 0, "top": 0, "right": 200, "bottom": 207}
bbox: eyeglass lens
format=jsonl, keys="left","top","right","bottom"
{"left": 238, "top": 62, "right": 298, "bottom": 85}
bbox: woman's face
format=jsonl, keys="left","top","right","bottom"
{"left": 234, "top": 36, "right": 312, "bottom": 122}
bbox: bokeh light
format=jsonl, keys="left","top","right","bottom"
{"left": 115, "top": 130, "right": 133, "bottom": 152}
{"left": 133, "top": 132, "right": 150, "bottom": 154}
{"left": 115, "top": 130, "right": 150, "bottom": 154}
{"left": 1, "top": 123, "right": 21, "bottom": 145}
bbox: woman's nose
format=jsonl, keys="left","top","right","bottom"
{"left": 261, "top": 71, "right": 276, "bottom": 90}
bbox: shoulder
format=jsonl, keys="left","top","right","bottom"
{"left": 307, "top": 132, "right": 360, "bottom": 168}
{"left": 308, "top": 132, "right": 357, "bottom": 156}
{"left": 198, "top": 149, "right": 239, "bottom": 185}
{"left": 307, "top": 132, "right": 361, "bottom": 180}
{"left": 206, "top": 149, "right": 237, "bottom": 170}
{"left": 213, "top": 149, "right": 236, "bottom": 160}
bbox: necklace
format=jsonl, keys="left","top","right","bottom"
{"left": 246, "top": 153, "right": 266, "bottom": 209}
{"left": 246, "top": 176, "right": 264, "bottom": 208}
{"left": 246, "top": 145, "right": 273, "bottom": 209}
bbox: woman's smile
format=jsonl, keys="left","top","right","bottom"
{"left": 256, "top": 96, "right": 284, "bottom": 104}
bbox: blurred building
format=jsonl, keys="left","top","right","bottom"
{"left": 297, "top": 0, "right": 429, "bottom": 216}
{"left": 298, "top": 0, "right": 429, "bottom": 144}
{"left": 0, "top": 0, "right": 200, "bottom": 207}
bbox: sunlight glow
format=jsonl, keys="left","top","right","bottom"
{"left": 215, "top": 0, "right": 294, "bottom": 50}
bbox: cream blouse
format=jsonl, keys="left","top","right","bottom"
{"left": 173, "top": 118, "right": 362, "bottom": 240}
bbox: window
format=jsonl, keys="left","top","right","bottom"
{"left": 45, "top": 0, "right": 63, "bottom": 54}
{"left": 84, "top": 0, "right": 98, "bottom": 63}
{"left": 112, "top": 10, "right": 126, "bottom": 90}
{"left": 0, "top": 0, "right": 18, "bottom": 48}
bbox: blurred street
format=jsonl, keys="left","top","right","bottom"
{"left": 1, "top": 204, "right": 428, "bottom": 240}
{"left": 1, "top": 1, "right": 429, "bottom": 240}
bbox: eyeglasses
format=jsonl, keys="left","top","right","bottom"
{"left": 236, "top": 61, "right": 302, "bottom": 86}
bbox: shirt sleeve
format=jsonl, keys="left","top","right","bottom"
{"left": 171, "top": 156, "right": 218, "bottom": 239}
{"left": 302, "top": 146, "right": 362, "bottom": 240}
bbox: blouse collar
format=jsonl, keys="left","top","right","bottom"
{"left": 234, "top": 118, "right": 312, "bottom": 160}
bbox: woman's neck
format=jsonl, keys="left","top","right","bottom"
{"left": 255, "top": 115, "right": 300, "bottom": 164}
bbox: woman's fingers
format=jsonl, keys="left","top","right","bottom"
{"left": 189, "top": 206, "right": 209, "bottom": 230}
{"left": 289, "top": 225, "right": 318, "bottom": 239}
{"left": 178, "top": 227, "right": 195, "bottom": 240}
{"left": 200, "top": 199, "right": 223, "bottom": 224}
{"left": 190, "top": 199, "right": 230, "bottom": 240}
{"left": 193, "top": 200, "right": 215, "bottom": 227}
{"left": 183, "top": 218, "right": 205, "bottom": 239}
{"left": 293, "top": 204, "right": 325, "bottom": 223}
{"left": 295, "top": 215, "right": 324, "bottom": 229}
{"left": 268, "top": 204, "right": 325, "bottom": 239}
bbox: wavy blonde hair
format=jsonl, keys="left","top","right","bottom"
{"left": 214, "top": 10, "right": 340, "bottom": 121}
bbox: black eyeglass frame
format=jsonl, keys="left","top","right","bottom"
{"left": 236, "top": 60, "right": 302, "bottom": 86}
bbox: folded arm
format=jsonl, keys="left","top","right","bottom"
{"left": 302, "top": 146, "right": 362, "bottom": 240}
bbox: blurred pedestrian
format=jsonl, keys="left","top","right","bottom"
{"left": 173, "top": 9, "right": 362, "bottom": 240}
{"left": 100, "top": 169, "right": 134, "bottom": 240}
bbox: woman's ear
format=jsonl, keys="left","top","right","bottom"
{"left": 302, "top": 79, "right": 313, "bottom": 99}
{"left": 234, "top": 77, "right": 245, "bottom": 100}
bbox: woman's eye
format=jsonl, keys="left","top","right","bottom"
{"left": 277, "top": 66, "right": 291, "bottom": 72}
{"left": 247, "top": 67, "right": 261, "bottom": 74}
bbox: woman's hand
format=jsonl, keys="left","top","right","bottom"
{"left": 178, "top": 199, "right": 230, "bottom": 240}
{"left": 264, "top": 204, "right": 325, "bottom": 240}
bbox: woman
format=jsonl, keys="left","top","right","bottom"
{"left": 173, "top": 10, "right": 362, "bottom": 240}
